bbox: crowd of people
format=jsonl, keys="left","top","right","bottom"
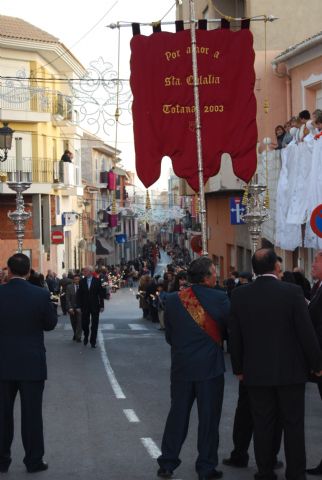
{"left": 271, "top": 109, "right": 322, "bottom": 251}
{"left": 272, "top": 109, "right": 322, "bottom": 150}
{"left": 155, "top": 250, "right": 322, "bottom": 480}
{"left": 2, "top": 245, "right": 322, "bottom": 480}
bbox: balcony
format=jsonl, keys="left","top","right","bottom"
{"left": 0, "top": 157, "right": 82, "bottom": 195}
{"left": 0, "top": 85, "right": 72, "bottom": 123}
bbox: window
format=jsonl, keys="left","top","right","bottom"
{"left": 55, "top": 196, "right": 60, "bottom": 216}
{"left": 212, "top": 0, "right": 245, "bottom": 18}
{"left": 316, "top": 88, "right": 322, "bottom": 109}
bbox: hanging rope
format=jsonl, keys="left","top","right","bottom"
{"left": 113, "top": 22, "right": 121, "bottom": 165}
{"left": 159, "top": 1, "right": 179, "bottom": 22}
{"left": 212, "top": 1, "right": 267, "bottom": 23}
{"left": 263, "top": 16, "right": 270, "bottom": 208}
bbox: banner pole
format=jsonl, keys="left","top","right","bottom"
{"left": 189, "top": 0, "right": 208, "bottom": 256}
{"left": 106, "top": 16, "right": 278, "bottom": 29}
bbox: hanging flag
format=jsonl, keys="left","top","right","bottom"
{"left": 130, "top": 27, "right": 257, "bottom": 191}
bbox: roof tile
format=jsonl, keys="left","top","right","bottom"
{"left": 0, "top": 15, "right": 59, "bottom": 43}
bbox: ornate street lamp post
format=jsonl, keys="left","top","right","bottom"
{"left": 241, "top": 179, "right": 269, "bottom": 254}
{"left": 7, "top": 138, "right": 32, "bottom": 253}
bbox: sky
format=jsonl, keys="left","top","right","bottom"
{"left": 1, "top": 0, "right": 177, "bottom": 190}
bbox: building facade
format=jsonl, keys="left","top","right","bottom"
{"left": 0, "top": 15, "right": 85, "bottom": 275}
{"left": 175, "top": 1, "right": 322, "bottom": 278}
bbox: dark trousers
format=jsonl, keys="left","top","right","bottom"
{"left": 0, "top": 381, "right": 45, "bottom": 470}
{"left": 60, "top": 294, "right": 67, "bottom": 315}
{"left": 69, "top": 309, "right": 82, "bottom": 341}
{"left": 248, "top": 384, "right": 306, "bottom": 480}
{"left": 158, "top": 375, "right": 224, "bottom": 475}
{"left": 230, "top": 382, "right": 282, "bottom": 463}
{"left": 317, "top": 382, "right": 322, "bottom": 401}
{"left": 82, "top": 309, "right": 99, "bottom": 346}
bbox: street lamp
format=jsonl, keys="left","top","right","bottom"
{"left": 0, "top": 123, "right": 14, "bottom": 162}
{"left": 241, "top": 180, "right": 269, "bottom": 254}
{"left": 7, "top": 138, "right": 32, "bottom": 253}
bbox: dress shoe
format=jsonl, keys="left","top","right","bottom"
{"left": 0, "top": 466, "right": 9, "bottom": 473}
{"left": 307, "top": 463, "right": 322, "bottom": 475}
{"left": 76, "top": 339, "right": 81, "bottom": 343}
{"left": 198, "top": 469, "right": 223, "bottom": 480}
{"left": 91, "top": 344, "right": 96, "bottom": 349}
{"left": 26, "top": 461, "right": 48, "bottom": 473}
{"left": 223, "top": 457, "right": 248, "bottom": 468}
{"left": 72, "top": 335, "right": 76, "bottom": 341}
{"left": 83, "top": 337, "right": 88, "bottom": 346}
{"left": 157, "top": 467, "right": 173, "bottom": 478}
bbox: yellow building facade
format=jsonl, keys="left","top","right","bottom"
{"left": 0, "top": 15, "right": 85, "bottom": 274}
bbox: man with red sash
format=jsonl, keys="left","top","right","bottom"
{"left": 157, "top": 257, "right": 230, "bottom": 480}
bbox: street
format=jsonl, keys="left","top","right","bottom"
{"left": 8, "top": 283, "right": 322, "bottom": 480}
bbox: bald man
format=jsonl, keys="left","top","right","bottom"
{"left": 230, "top": 248, "right": 322, "bottom": 480}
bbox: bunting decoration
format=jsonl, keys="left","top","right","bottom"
{"left": 130, "top": 25, "right": 257, "bottom": 192}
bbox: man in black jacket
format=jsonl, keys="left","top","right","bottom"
{"left": 78, "top": 266, "right": 105, "bottom": 348}
{"left": 0, "top": 254, "right": 57, "bottom": 473}
{"left": 66, "top": 274, "right": 82, "bottom": 342}
{"left": 306, "top": 251, "right": 322, "bottom": 475}
{"left": 230, "top": 248, "right": 322, "bottom": 480}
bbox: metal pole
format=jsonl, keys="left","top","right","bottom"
{"left": 189, "top": 0, "right": 208, "bottom": 255}
{"left": 7, "top": 172, "right": 32, "bottom": 253}
{"left": 106, "top": 15, "right": 278, "bottom": 29}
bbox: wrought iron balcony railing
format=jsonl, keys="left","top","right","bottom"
{"left": 0, "top": 156, "right": 80, "bottom": 186}
{"left": 0, "top": 85, "right": 72, "bottom": 120}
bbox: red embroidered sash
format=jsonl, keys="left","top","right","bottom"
{"left": 178, "top": 287, "right": 222, "bottom": 346}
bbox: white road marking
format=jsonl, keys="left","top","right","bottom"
{"left": 141, "top": 437, "right": 161, "bottom": 458}
{"left": 101, "top": 324, "right": 115, "bottom": 330}
{"left": 103, "top": 333, "right": 159, "bottom": 340}
{"left": 97, "top": 329, "right": 126, "bottom": 399}
{"left": 123, "top": 409, "right": 140, "bottom": 423}
{"left": 128, "top": 323, "right": 148, "bottom": 331}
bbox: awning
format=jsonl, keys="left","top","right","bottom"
{"left": 113, "top": 166, "right": 129, "bottom": 179}
{"left": 95, "top": 236, "right": 115, "bottom": 255}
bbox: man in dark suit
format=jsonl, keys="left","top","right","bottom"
{"left": 65, "top": 274, "right": 82, "bottom": 342}
{"left": 224, "top": 271, "right": 283, "bottom": 470}
{"left": 78, "top": 266, "right": 105, "bottom": 348}
{"left": 157, "top": 257, "right": 230, "bottom": 480}
{"left": 230, "top": 248, "right": 322, "bottom": 480}
{"left": 0, "top": 253, "right": 57, "bottom": 473}
{"left": 306, "top": 251, "right": 322, "bottom": 475}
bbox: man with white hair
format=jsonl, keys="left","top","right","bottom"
{"left": 78, "top": 266, "right": 105, "bottom": 348}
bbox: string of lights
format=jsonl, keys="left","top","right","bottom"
{"left": 0, "top": 75, "right": 129, "bottom": 83}
{"left": 4, "top": 132, "right": 133, "bottom": 144}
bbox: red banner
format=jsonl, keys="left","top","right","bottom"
{"left": 130, "top": 29, "right": 257, "bottom": 192}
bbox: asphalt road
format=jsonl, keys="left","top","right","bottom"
{"left": 8, "top": 281, "right": 322, "bottom": 480}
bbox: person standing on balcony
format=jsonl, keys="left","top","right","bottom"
{"left": 59, "top": 150, "right": 73, "bottom": 182}
{"left": 60, "top": 150, "right": 73, "bottom": 162}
